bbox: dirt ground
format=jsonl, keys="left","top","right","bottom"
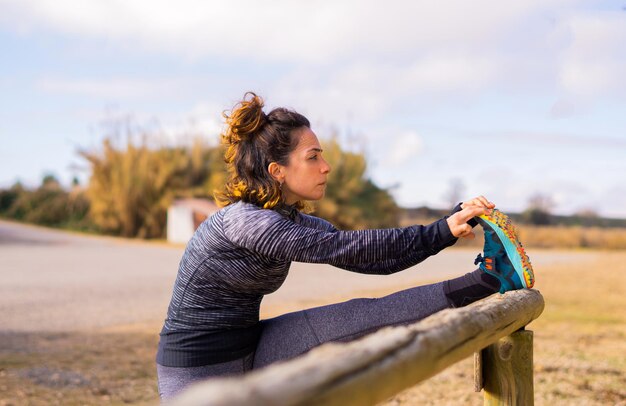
{"left": 1, "top": 221, "right": 625, "bottom": 405}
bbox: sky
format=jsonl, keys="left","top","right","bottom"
{"left": 1, "top": 0, "right": 626, "bottom": 217}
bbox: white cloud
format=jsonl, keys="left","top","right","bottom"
{"left": 7, "top": 0, "right": 624, "bottom": 107}
{"left": 549, "top": 98, "right": 582, "bottom": 118}
{"left": 0, "top": 0, "right": 573, "bottom": 62}
{"left": 37, "top": 77, "right": 190, "bottom": 99}
{"left": 66, "top": 101, "right": 224, "bottom": 149}
{"left": 402, "top": 55, "right": 500, "bottom": 93}
{"left": 158, "top": 102, "right": 224, "bottom": 145}
{"left": 386, "top": 130, "right": 423, "bottom": 166}
{"left": 271, "top": 53, "right": 505, "bottom": 128}
{"left": 273, "top": 71, "right": 390, "bottom": 126}
{"left": 557, "top": 9, "right": 626, "bottom": 98}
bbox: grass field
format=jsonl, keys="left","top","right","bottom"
{"left": 1, "top": 250, "right": 625, "bottom": 405}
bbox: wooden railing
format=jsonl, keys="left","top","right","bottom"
{"left": 170, "top": 289, "right": 545, "bottom": 406}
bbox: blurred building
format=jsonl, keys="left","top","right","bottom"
{"left": 167, "top": 198, "right": 219, "bottom": 244}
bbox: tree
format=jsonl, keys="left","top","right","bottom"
{"left": 41, "top": 174, "right": 61, "bottom": 189}
{"left": 0, "top": 182, "right": 23, "bottom": 213}
{"left": 1, "top": 177, "right": 90, "bottom": 228}
{"left": 79, "top": 137, "right": 203, "bottom": 238}
{"left": 522, "top": 193, "right": 554, "bottom": 225}
{"left": 79, "top": 127, "right": 399, "bottom": 238}
{"left": 444, "top": 178, "right": 465, "bottom": 210}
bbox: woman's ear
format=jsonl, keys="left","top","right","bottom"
{"left": 268, "top": 162, "right": 284, "bottom": 182}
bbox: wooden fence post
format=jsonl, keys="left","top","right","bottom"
{"left": 482, "top": 329, "right": 534, "bottom": 406}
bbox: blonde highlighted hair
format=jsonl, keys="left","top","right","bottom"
{"left": 215, "top": 92, "right": 310, "bottom": 210}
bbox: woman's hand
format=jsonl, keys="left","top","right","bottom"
{"left": 461, "top": 195, "right": 495, "bottom": 210}
{"left": 447, "top": 205, "right": 489, "bottom": 239}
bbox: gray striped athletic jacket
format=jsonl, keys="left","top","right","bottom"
{"left": 157, "top": 201, "right": 458, "bottom": 367}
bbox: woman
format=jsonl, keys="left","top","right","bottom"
{"left": 156, "top": 92, "right": 534, "bottom": 399}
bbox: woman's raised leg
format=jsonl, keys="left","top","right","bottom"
{"left": 253, "top": 280, "right": 452, "bottom": 368}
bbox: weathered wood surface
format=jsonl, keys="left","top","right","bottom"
{"left": 475, "top": 350, "right": 484, "bottom": 392}
{"left": 170, "top": 289, "right": 544, "bottom": 406}
{"left": 483, "top": 330, "right": 534, "bottom": 406}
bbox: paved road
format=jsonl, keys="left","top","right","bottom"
{"left": 0, "top": 220, "right": 596, "bottom": 332}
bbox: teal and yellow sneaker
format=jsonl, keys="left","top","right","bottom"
{"left": 475, "top": 209, "right": 535, "bottom": 293}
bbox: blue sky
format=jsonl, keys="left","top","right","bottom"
{"left": 1, "top": 0, "right": 625, "bottom": 217}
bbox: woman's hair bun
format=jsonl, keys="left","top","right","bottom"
{"left": 223, "top": 92, "right": 267, "bottom": 144}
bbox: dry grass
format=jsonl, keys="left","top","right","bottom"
{"left": 448, "top": 225, "right": 626, "bottom": 251}
{"left": 1, "top": 251, "right": 625, "bottom": 405}
{"left": 517, "top": 225, "right": 626, "bottom": 250}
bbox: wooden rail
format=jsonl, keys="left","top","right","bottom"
{"left": 170, "top": 289, "right": 544, "bottom": 406}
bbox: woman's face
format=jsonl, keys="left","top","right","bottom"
{"left": 278, "top": 128, "right": 331, "bottom": 205}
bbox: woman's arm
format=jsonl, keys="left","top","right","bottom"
{"left": 298, "top": 210, "right": 469, "bottom": 275}
{"left": 223, "top": 203, "right": 474, "bottom": 273}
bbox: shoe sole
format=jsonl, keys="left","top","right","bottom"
{"left": 478, "top": 209, "right": 535, "bottom": 289}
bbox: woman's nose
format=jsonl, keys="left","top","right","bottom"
{"left": 321, "top": 158, "right": 331, "bottom": 174}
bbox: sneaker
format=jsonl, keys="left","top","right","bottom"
{"left": 475, "top": 209, "right": 535, "bottom": 293}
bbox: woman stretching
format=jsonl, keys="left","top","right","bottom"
{"left": 156, "top": 92, "right": 534, "bottom": 400}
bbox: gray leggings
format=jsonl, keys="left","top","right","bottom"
{"left": 157, "top": 281, "right": 449, "bottom": 399}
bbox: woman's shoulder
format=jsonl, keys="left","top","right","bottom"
{"left": 223, "top": 201, "right": 337, "bottom": 233}
{"left": 222, "top": 201, "right": 282, "bottom": 228}
{"left": 297, "top": 212, "right": 337, "bottom": 232}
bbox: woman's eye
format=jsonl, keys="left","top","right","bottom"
{"left": 308, "top": 155, "right": 318, "bottom": 160}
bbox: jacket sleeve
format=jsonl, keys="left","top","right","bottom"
{"left": 297, "top": 212, "right": 458, "bottom": 274}
{"left": 223, "top": 204, "right": 457, "bottom": 275}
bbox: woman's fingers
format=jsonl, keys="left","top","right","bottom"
{"left": 461, "top": 195, "right": 495, "bottom": 209}
{"left": 458, "top": 205, "right": 488, "bottom": 223}
{"left": 458, "top": 224, "right": 475, "bottom": 239}
{"left": 447, "top": 206, "right": 487, "bottom": 237}
{"left": 477, "top": 195, "right": 494, "bottom": 208}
